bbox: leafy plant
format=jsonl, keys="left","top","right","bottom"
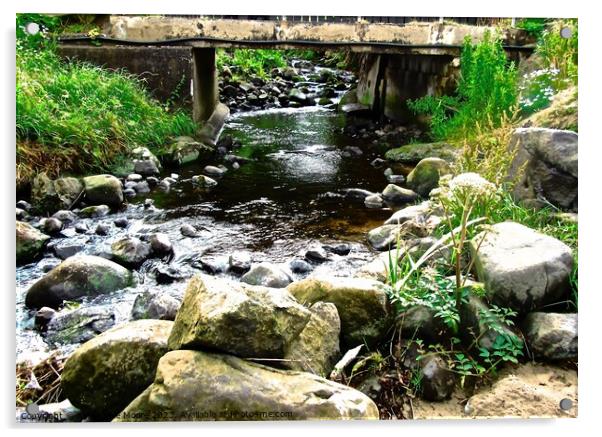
{"left": 217, "top": 49, "right": 287, "bottom": 79}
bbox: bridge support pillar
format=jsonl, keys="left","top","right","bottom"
{"left": 192, "top": 48, "right": 218, "bottom": 124}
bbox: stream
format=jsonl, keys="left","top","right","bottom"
{"left": 16, "top": 62, "right": 410, "bottom": 361}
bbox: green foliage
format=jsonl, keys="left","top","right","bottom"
{"left": 16, "top": 45, "right": 195, "bottom": 180}
{"left": 408, "top": 32, "right": 518, "bottom": 141}
{"left": 16, "top": 13, "right": 61, "bottom": 50}
{"left": 515, "top": 18, "right": 548, "bottom": 39}
{"left": 217, "top": 49, "right": 287, "bottom": 79}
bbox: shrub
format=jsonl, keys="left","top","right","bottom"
{"left": 217, "top": 49, "right": 287, "bottom": 79}
{"left": 408, "top": 32, "right": 518, "bottom": 141}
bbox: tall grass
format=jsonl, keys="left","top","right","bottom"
{"left": 16, "top": 44, "right": 196, "bottom": 183}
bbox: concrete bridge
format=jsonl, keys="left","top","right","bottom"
{"left": 58, "top": 15, "right": 534, "bottom": 123}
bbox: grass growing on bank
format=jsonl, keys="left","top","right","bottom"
{"left": 16, "top": 42, "right": 196, "bottom": 185}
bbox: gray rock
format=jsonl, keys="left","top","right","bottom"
{"left": 344, "top": 188, "right": 374, "bottom": 200}
{"left": 324, "top": 243, "right": 351, "bottom": 256}
{"left": 61, "top": 320, "right": 173, "bottom": 420}
{"left": 386, "top": 174, "right": 406, "bottom": 184}
{"left": 31, "top": 174, "right": 84, "bottom": 214}
{"left": 419, "top": 355, "right": 456, "bottom": 401}
{"left": 407, "top": 157, "right": 452, "bottom": 197}
{"left": 471, "top": 222, "right": 574, "bottom": 313}
{"left": 16, "top": 221, "right": 50, "bottom": 265}
{"left": 241, "top": 262, "right": 293, "bottom": 288}
{"left": 40, "top": 217, "right": 63, "bottom": 235}
{"left": 111, "top": 237, "right": 152, "bottom": 267}
{"left": 180, "top": 224, "right": 199, "bottom": 238}
{"left": 78, "top": 205, "right": 110, "bottom": 218}
{"left": 198, "top": 256, "right": 229, "bottom": 274}
{"left": 523, "top": 312, "right": 577, "bottom": 360}
{"left": 149, "top": 233, "right": 173, "bottom": 257}
{"left": 34, "top": 306, "right": 56, "bottom": 329}
{"left": 507, "top": 128, "right": 578, "bottom": 210}
{"left": 384, "top": 201, "right": 432, "bottom": 225}
{"left": 290, "top": 259, "right": 313, "bottom": 273}
{"left": 123, "top": 188, "right": 136, "bottom": 198}
{"left": 37, "top": 257, "right": 61, "bottom": 273}
{"left": 52, "top": 210, "right": 78, "bottom": 223}
{"left": 134, "top": 159, "right": 160, "bottom": 176}
{"left": 115, "top": 349, "right": 378, "bottom": 421}
{"left": 398, "top": 305, "right": 450, "bottom": 342}
{"left": 16, "top": 208, "right": 27, "bottom": 220}
{"left": 228, "top": 251, "right": 252, "bottom": 274}
{"left": 382, "top": 184, "right": 419, "bottom": 204}
{"left": 371, "top": 158, "right": 386, "bottom": 168}
{"left": 364, "top": 194, "right": 384, "bottom": 208}
{"left": 191, "top": 174, "right": 218, "bottom": 187}
{"left": 113, "top": 217, "right": 129, "bottom": 228}
{"left": 134, "top": 181, "right": 150, "bottom": 194}
{"left": 53, "top": 236, "right": 88, "bottom": 259}
{"left": 83, "top": 175, "right": 123, "bottom": 208}
{"left": 17, "top": 200, "right": 31, "bottom": 210}
{"left": 95, "top": 223, "right": 111, "bottom": 236}
{"left": 385, "top": 142, "right": 457, "bottom": 164}
{"left": 342, "top": 146, "right": 363, "bottom": 157}
{"left": 45, "top": 305, "right": 115, "bottom": 345}
{"left": 25, "top": 255, "right": 132, "bottom": 309}
{"left": 154, "top": 264, "right": 191, "bottom": 284}
{"left": 203, "top": 165, "right": 226, "bottom": 177}
{"left": 305, "top": 245, "right": 329, "bottom": 263}
{"left": 131, "top": 290, "right": 180, "bottom": 321}
{"left": 168, "top": 275, "right": 311, "bottom": 358}
{"left": 126, "top": 173, "right": 143, "bottom": 182}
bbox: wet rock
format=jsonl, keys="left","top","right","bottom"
{"left": 283, "top": 302, "right": 341, "bottom": 376}
{"left": 288, "top": 88, "right": 309, "bottom": 105}
{"left": 74, "top": 222, "right": 88, "bottom": 233}
{"left": 419, "top": 355, "right": 456, "bottom": 401}
{"left": 133, "top": 159, "right": 160, "bottom": 176}
{"left": 203, "top": 165, "right": 227, "bottom": 177}
{"left": 52, "top": 210, "right": 78, "bottom": 223}
{"left": 407, "top": 157, "right": 452, "bottom": 197}
{"left": 166, "top": 136, "right": 214, "bottom": 166}
{"left": 131, "top": 290, "right": 180, "bottom": 321}
{"left": 340, "top": 103, "right": 371, "bottom": 116}
{"left": 168, "top": 275, "right": 311, "bottom": 358}
{"left": 523, "top": 312, "right": 577, "bottom": 360}
{"left": 305, "top": 245, "right": 329, "bottom": 263}
{"left": 133, "top": 180, "right": 150, "bottom": 194}
{"left": 16, "top": 221, "right": 50, "bottom": 265}
{"left": 25, "top": 255, "right": 132, "bottom": 309}
{"left": 40, "top": 217, "right": 63, "bottom": 235}
{"left": 45, "top": 305, "right": 115, "bottom": 345}
{"left": 16, "top": 208, "right": 27, "bottom": 220}
{"left": 143, "top": 198, "right": 154, "bottom": 208}
{"left": 364, "top": 194, "right": 384, "bottom": 208}
{"left": 381, "top": 184, "right": 419, "bottom": 204}
{"left": 146, "top": 176, "right": 159, "bottom": 187}
{"left": 124, "top": 181, "right": 137, "bottom": 190}
{"left": 371, "top": 158, "right": 386, "bottom": 168}
{"left": 507, "top": 128, "right": 578, "bottom": 211}
{"left": 228, "top": 251, "right": 252, "bottom": 274}
{"left": 198, "top": 256, "right": 229, "bottom": 274}
{"left": 342, "top": 146, "right": 363, "bottom": 157}
{"left": 385, "top": 142, "right": 457, "bottom": 164}
{"left": 154, "top": 264, "right": 190, "bottom": 284}
{"left": 61, "top": 319, "right": 173, "bottom": 420}
{"left": 367, "top": 221, "right": 431, "bottom": 251}
{"left": 78, "top": 204, "right": 110, "bottom": 218}
{"left": 384, "top": 201, "right": 432, "bottom": 225}
{"left": 398, "top": 305, "right": 451, "bottom": 343}
{"left": 191, "top": 174, "right": 218, "bottom": 187}
{"left": 344, "top": 188, "right": 374, "bottom": 201}
{"left": 287, "top": 276, "right": 392, "bottom": 348}
{"left": 290, "top": 259, "right": 313, "bottom": 273}
{"left": 386, "top": 174, "right": 406, "bottom": 184}
{"left": 180, "top": 224, "right": 199, "bottom": 238}
{"left": 83, "top": 175, "right": 123, "bottom": 208}
{"left": 123, "top": 188, "right": 136, "bottom": 198}
{"left": 16, "top": 200, "right": 31, "bottom": 211}
{"left": 37, "top": 257, "right": 61, "bottom": 273}
{"left": 95, "top": 223, "right": 111, "bottom": 236}
{"left": 324, "top": 243, "right": 351, "bottom": 256}
{"left": 241, "top": 262, "right": 293, "bottom": 288}
{"left": 115, "top": 349, "right": 378, "bottom": 421}
{"left": 471, "top": 222, "right": 573, "bottom": 313}
{"left": 53, "top": 236, "right": 88, "bottom": 259}
{"left": 149, "top": 233, "right": 173, "bottom": 257}
{"left": 111, "top": 237, "right": 152, "bottom": 267}
{"left": 31, "top": 174, "right": 84, "bottom": 214}
{"left": 126, "top": 173, "right": 143, "bottom": 182}
{"left": 113, "top": 217, "right": 129, "bottom": 228}
{"left": 34, "top": 306, "right": 56, "bottom": 330}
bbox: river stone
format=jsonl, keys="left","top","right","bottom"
{"left": 283, "top": 302, "right": 341, "bottom": 376}
{"left": 78, "top": 204, "right": 110, "bottom": 218}
{"left": 61, "top": 319, "right": 173, "bottom": 420}
{"left": 305, "top": 245, "right": 329, "bottom": 263}
{"left": 111, "top": 237, "right": 152, "bottom": 267}
{"left": 83, "top": 175, "right": 123, "bottom": 208}
{"left": 240, "top": 262, "right": 293, "bottom": 288}
{"left": 95, "top": 222, "right": 111, "bottom": 236}
{"left": 16, "top": 200, "right": 31, "bottom": 211}
{"left": 168, "top": 275, "right": 311, "bottom": 358}
{"left": 384, "top": 142, "right": 457, "bottom": 164}
{"left": 134, "top": 159, "right": 160, "bottom": 176}
{"left": 191, "top": 174, "right": 218, "bottom": 187}
{"left": 53, "top": 235, "right": 89, "bottom": 259}
{"left": 407, "top": 158, "right": 452, "bottom": 197}
{"left": 52, "top": 209, "right": 78, "bottom": 223}
{"left": 290, "top": 259, "right": 313, "bottom": 273}
{"left": 31, "top": 174, "right": 84, "bottom": 214}
{"left": 115, "top": 349, "right": 378, "bottom": 421}
{"left": 16, "top": 221, "right": 50, "bottom": 264}
{"left": 134, "top": 180, "right": 150, "bottom": 194}
{"left": 344, "top": 188, "right": 375, "bottom": 200}
{"left": 384, "top": 201, "right": 432, "bottom": 225}
{"left": 382, "top": 184, "right": 419, "bottom": 204}
{"left": 419, "top": 355, "right": 456, "bottom": 401}
{"left": 507, "top": 128, "right": 578, "bottom": 211}
{"left": 228, "top": 251, "right": 252, "bottom": 274}
{"left": 180, "top": 224, "right": 198, "bottom": 238}
{"left": 287, "top": 276, "right": 392, "bottom": 348}
{"left": 148, "top": 233, "right": 173, "bottom": 257}
{"left": 364, "top": 194, "right": 384, "bottom": 208}
{"left": 25, "top": 255, "right": 132, "bottom": 309}
{"left": 131, "top": 290, "right": 181, "bottom": 321}
{"left": 367, "top": 222, "right": 430, "bottom": 251}
{"left": 523, "top": 312, "right": 577, "bottom": 360}
{"left": 45, "top": 305, "right": 115, "bottom": 345}
{"left": 165, "top": 137, "right": 214, "bottom": 166}
{"left": 471, "top": 222, "right": 573, "bottom": 313}
{"left": 203, "top": 165, "right": 226, "bottom": 177}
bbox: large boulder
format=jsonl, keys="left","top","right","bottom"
{"left": 31, "top": 173, "right": 84, "bottom": 214}
{"left": 283, "top": 302, "right": 341, "bottom": 377}
{"left": 240, "top": 262, "right": 293, "bottom": 288}
{"left": 385, "top": 142, "right": 457, "bottom": 164}
{"left": 25, "top": 255, "right": 132, "bottom": 309}
{"left": 406, "top": 158, "right": 452, "bottom": 197}
{"left": 83, "top": 174, "right": 124, "bottom": 208}
{"left": 507, "top": 128, "right": 578, "bottom": 211}
{"left": 287, "top": 276, "right": 392, "bottom": 348}
{"left": 16, "top": 221, "right": 50, "bottom": 265}
{"left": 470, "top": 222, "right": 573, "bottom": 313}
{"left": 115, "top": 350, "right": 379, "bottom": 421}
{"left": 523, "top": 312, "right": 577, "bottom": 361}
{"left": 61, "top": 320, "right": 173, "bottom": 420}
{"left": 168, "top": 275, "right": 311, "bottom": 358}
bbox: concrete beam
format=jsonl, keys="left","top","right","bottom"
{"left": 192, "top": 47, "right": 218, "bottom": 124}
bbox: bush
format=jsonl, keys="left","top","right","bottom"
{"left": 16, "top": 45, "right": 195, "bottom": 183}
{"left": 216, "top": 49, "right": 287, "bottom": 79}
{"left": 408, "top": 32, "right": 518, "bottom": 141}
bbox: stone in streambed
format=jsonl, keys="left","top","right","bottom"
{"left": 16, "top": 221, "right": 50, "bottom": 264}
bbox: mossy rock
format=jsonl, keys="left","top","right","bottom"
{"left": 406, "top": 157, "right": 452, "bottom": 197}
{"left": 385, "top": 142, "right": 458, "bottom": 164}
{"left": 16, "top": 221, "right": 50, "bottom": 265}
{"left": 83, "top": 174, "right": 123, "bottom": 208}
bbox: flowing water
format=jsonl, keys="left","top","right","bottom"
{"left": 16, "top": 65, "right": 407, "bottom": 360}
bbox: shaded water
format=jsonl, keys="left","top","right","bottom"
{"left": 16, "top": 74, "right": 406, "bottom": 360}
